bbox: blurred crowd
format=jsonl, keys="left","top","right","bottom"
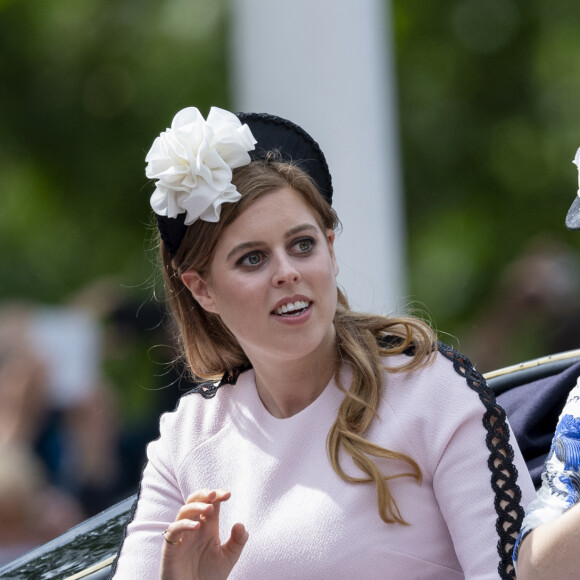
{"left": 0, "top": 281, "right": 191, "bottom": 565}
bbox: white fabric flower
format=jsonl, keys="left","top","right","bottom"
{"left": 146, "top": 107, "right": 256, "bottom": 225}
{"left": 573, "top": 146, "right": 580, "bottom": 194}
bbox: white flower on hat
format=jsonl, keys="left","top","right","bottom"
{"left": 146, "top": 107, "right": 256, "bottom": 225}
{"left": 573, "top": 147, "right": 580, "bottom": 194}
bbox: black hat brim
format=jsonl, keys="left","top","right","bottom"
{"left": 236, "top": 112, "right": 333, "bottom": 206}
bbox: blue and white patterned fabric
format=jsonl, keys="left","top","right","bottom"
{"left": 513, "top": 378, "right": 580, "bottom": 570}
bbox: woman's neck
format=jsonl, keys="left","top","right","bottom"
{"left": 250, "top": 331, "right": 339, "bottom": 419}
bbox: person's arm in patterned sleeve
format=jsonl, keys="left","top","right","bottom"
{"left": 516, "top": 502, "right": 580, "bottom": 580}
{"left": 514, "top": 380, "right": 580, "bottom": 579}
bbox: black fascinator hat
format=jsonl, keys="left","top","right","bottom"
{"left": 235, "top": 113, "right": 333, "bottom": 205}
{"left": 154, "top": 110, "right": 333, "bottom": 258}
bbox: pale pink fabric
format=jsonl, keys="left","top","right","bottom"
{"left": 113, "top": 353, "right": 535, "bottom": 579}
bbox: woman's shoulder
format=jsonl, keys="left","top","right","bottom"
{"left": 382, "top": 339, "right": 482, "bottom": 380}
{"left": 432, "top": 341, "right": 487, "bottom": 389}
{"left": 144, "top": 368, "right": 257, "bottom": 478}
{"left": 157, "top": 368, "right": 255, "bottom": 442}
{"left": 380, "top": 341, "right": 493, "bottom": 414}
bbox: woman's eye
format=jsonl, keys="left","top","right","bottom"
{"left": 295, "top": 238, "right": 314, "bottom": 252}
{"left": 239, "top": 252, "right": 262, "bottom": 267}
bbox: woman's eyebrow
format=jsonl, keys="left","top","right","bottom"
{"left": 226, "top": 240, "right": 263, "bottom": 261}
{"left": 284, "top": 224, "right": 319, "bottom": 239}
{"left": 226, "top": 224, "right": 319, "bottom": 261}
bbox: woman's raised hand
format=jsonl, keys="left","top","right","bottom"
{"left": 160, "top": 489, "right": 248, "bottom": 580}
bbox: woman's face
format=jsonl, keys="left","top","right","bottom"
{"left": 182, "top": 187, "right": 339, "bottom": 366}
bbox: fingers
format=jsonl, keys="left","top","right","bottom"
{"left": 223, "top": 523, "right": 249, "bottom": 562}
{"left": 163, "top": 519, "right": 200, "bottom": 547}
{"left": 177, "top": 489, "right": 231, "bottom": 526}
{"left": 185, "top": 488, "right": 231, "bottom": 504}
{"left": 176, "top": 500, "right": 215, "bottom": 522}
{"left": 173, "top": 489, "right": 230, "bottom": 521}
{"left": 162, "top": 491, "right": 247, "bottom": 580}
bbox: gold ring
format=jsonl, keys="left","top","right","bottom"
{"left": 163, "top": 529, "right": 180, "bottom": 545}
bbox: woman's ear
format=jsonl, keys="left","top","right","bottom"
{"left": 181, "top": 270, "right": 218, "bottom": 313}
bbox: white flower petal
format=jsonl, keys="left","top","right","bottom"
{"left": 146, "top": 106, "right": 256, "bottom": 226}
{"left": 150, "top": 188, "right": 168, "bottom": 216}
{"left": 198, "top": 184, "right": 242, "bottom": 223}
{"left": 206, "top": 107, "right": 241, "bottom": 132}
{"left": 573, "top": 147, "right": 580, "bottom": 192}
{"left": 206, "top": 108, "right": 256, "bottom": 167}
{"left": 171, "top": 107, "right": 204, "bottom": 130}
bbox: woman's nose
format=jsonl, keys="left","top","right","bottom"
{"left": 272, "top": 255, "right": 301, "bottom": 286}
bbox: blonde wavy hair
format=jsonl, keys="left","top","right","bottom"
{"left": 161, "top": 159, "right": 437, "bottom": 525}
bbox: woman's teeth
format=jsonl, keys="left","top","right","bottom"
{"left": 275, "top": 300, "right": 309, "bottom": 315}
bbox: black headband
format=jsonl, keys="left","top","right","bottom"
{"left": 155, "top": 111, "right": 333, "bottom": 258}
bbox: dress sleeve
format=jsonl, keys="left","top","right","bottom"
{"left": 433, "top": 344, "right": 536, "bottom": 580}
{"left": 110, "top": 407, "right": 185, "bottom": 579}
{"left": 512, "top": 378, "right": 580, "bottom": 572}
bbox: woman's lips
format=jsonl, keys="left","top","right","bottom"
{"left": 271, "top": 301, "right": 313, "bottom": 324}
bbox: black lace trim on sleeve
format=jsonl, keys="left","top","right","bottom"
{"left": 437, "top": 342, "right": 525, "bottom": 580}
{"left": 189, "top": 363, "right": 253, "bottom": 399}
{"left": 190, "top": 381, "right": 222, "bottom": 399}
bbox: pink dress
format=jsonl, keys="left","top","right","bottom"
{"left": 112, "top": 344, "right": 535, "bottom": 579}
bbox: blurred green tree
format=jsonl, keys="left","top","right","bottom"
{"left": 0, "top": 0, "right": 229, "bottom": 302}
{"left": 394, "top": 0, "right": 580, "bottom": 368}
{"left": 2, "top": 0, "right": 580, "bottom": 375}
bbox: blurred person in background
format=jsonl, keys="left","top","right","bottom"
{"left": 462, "top": 236, "right": 580, "bottom": 374}
{"left": 0, "top": 304, "right": 48, "bottom": 449}
{"left": 0, "top": 443, "right": 83, "bottom": 565}
{"left": 0, "top": 305, "right": 84, "bottom": 562}
{"left": 0, "top": 299, "right": 123, "bottom": 521}
{"left": 27, "top": 301, "right": 123, "bottom": 515}
{"left": 73, "top": 278, "right": 195, "bottom": 496}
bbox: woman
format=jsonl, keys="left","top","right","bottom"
{"left": 111, "top": 106, "right": 535, "bottom": 579}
